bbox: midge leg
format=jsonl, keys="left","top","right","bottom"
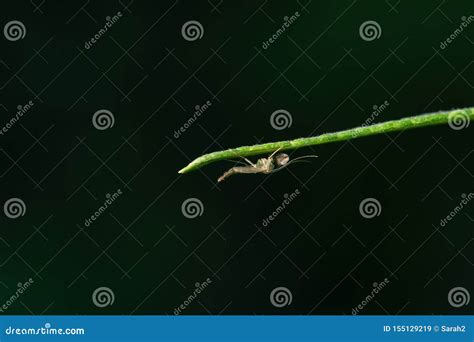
{"left": 217, "top": 166, "right": 264, "bottom": 182}
{"left": 242, "top": 157, "right": 256, "bottom": 167}
{"left": 268, "top": 147, "right": 282, "bottom": 159}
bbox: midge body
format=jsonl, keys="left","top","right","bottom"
{"left": 217, "top": 149, "right": 317, "bottom": 182}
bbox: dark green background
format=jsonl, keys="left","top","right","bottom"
{"left": 0, "top": 0, "right": 472, "bottom": 314}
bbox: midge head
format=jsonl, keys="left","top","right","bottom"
{"left": 274, "top": 153, "right": 289, "bottom": 166}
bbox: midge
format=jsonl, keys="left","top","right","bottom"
{"left": 217, "top": 148, "right": 317, "bottom": 182}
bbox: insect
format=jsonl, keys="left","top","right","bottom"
{"left": 217, "top": 149, "right": 318, "bottom": 182}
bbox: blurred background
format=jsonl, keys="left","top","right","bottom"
{"left": 0, "top": 0, "right": 472, "bottom": 314}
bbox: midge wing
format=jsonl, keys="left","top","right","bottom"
{"left": 268, "top": 155, "right": 318, "bottom": 174}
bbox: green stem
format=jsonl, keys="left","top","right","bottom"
{"left": 178, "top": 107, "right": 474, "bottom": 174}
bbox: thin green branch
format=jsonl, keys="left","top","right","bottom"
{"left": 178, "top": 107, "right": 474, "bottom": 174}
